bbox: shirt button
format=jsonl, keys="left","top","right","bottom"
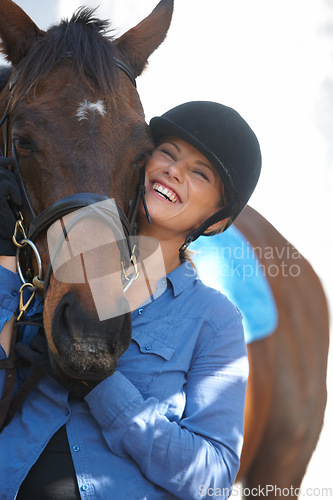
{"left": 138, "top": 308, "right": 143, "bottom": 315}
{"left": 73, "top": 445, "right": 80, "bottom": 452}
{"left": 11, "top": 290, "right": 18, "bottom": 297}
{"left": 145, "top": 344, "right": 151, "bottom": 351}
{"left": 162, "top": 278, "right": 167, "bottom": 285}
{"left": 81, "top": 484, "right": 89, "bottom": 492}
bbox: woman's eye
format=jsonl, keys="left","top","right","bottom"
{"left": 160, "top": 148, "right": 175, "bottom": 160}
{"left": 194, "top": 170, "right": 209, "bottom": 181}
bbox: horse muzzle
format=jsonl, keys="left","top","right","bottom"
{"left": 49, "top": 291, "right": 132, "bottom": 380}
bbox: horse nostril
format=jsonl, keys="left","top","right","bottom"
{"left": 62, "top": 302, "right": 71, "bottom": 329}
{"left": 51, "top": 292, "right": 83, "bottom": 347}
{"left": 60, "top": 302, "right": 81, "bottom": 343}
{"left": 56, "top": 294, "right": 73, "bottom": 326}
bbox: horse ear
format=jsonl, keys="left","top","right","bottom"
{"left": 0, "top": 0, "right": 44, "bottom": 66}
{"left": 115, "top": 0, "right": 174, "bottom": 77}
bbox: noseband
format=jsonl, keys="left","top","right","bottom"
{"left": 0, "top": 58, "right": 150, "bottom": 308}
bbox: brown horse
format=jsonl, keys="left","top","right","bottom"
{"left": 235, "top": 206, "right": 329, "bottom": 498}
{"left": 0, "top": 0, "right": 175, "bottom": 397}
{"left": 0, "top": 0, "right": 329, "bottom": 498}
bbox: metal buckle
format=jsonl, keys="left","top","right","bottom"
{"left": 17, "top": 283, "right": 37, "bottom": 321}
{"left": 13, "top": 212, "right": 44, "bottom": 291}
{"left": 121, "top": 245, "right": 140, "bottom": 293}
{"left": 12, "top": 212, "right": 27, "bottom": 247}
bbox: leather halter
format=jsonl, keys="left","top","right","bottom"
{"left": 0, "top": 57, "right": 150, "bottom": 295}
{"left": 114, "top": 57, "right": 137, "bottom": 88}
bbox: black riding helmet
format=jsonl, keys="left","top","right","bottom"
{"left": 149, "top": 101, "right": 262, "bottom": 251}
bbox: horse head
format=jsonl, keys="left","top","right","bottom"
{"left": 0, "top": 0, "right": 173, "bottom": 395}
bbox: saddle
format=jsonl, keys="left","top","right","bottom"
{"left": 191, "top": 225, "right": 278, "bottom": 344}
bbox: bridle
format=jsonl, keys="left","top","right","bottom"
{"left": 0, "top": 57, "right": 151, "bottom": 310}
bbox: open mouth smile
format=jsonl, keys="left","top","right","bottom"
{"left": 151, "top": 182, "right": 181, "bottom": 203}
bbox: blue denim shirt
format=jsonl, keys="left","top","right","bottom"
{"left": 0, "top": 262, "right": 248, "bottom": 500}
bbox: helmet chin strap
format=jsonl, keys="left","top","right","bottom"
{"left": 178, "top": 199, "right": 239, "bottom": 253}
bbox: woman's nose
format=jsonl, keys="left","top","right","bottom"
{"left": 165, "top": 160, "right": 185, "bottom": 182}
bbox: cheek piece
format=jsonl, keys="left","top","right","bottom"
{"left": 178, "top": 198, "right": 239, "bottom": 253}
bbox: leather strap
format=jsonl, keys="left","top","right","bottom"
{"left": 1, "top": 367, "right": 43, "bottom": 431}
{"left": 114, "top": 57, "right": 137, "bottom": 88}
{"left": 0, "top": 321, "right": 19, "bottom": 431}
{"left": 0, "top": 316, "right": 44, "bottom": 431}
{"left": 179, "top": 199, "right": 239, "bottom": 252}
{"left": 28, "top": 192, "right": 130, "bottom": 241}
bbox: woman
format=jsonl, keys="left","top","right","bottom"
{"left": 0, "top": 101, "right": 261, "bottom": 499}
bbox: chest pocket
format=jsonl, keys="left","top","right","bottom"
{"left": 118, "top": 329, "right": 176, "bottom": 391}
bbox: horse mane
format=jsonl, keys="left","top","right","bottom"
{"left": 0, "top": 65, "right": 12, "bottom": 92}
{"left": 13, "top": 7, "right": 119, "bottom": 99}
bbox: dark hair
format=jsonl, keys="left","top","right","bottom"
{"left": 0, "top": 65, "right": 12, "bottom": 92}
{"left": 9, "top": 8, "right": 119, "bottom": 104}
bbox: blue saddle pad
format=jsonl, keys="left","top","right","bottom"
{"left": 190, "top": 226, "right": 278, "bottom": 344}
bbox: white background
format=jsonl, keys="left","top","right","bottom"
{"left": 1, "top": 1, "right": 332, "bottom": 496}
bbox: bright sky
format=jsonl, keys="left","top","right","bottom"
{"left": 1, "top": 0, "right": 333, "bottom": 493}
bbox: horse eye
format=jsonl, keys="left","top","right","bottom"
{"left": 14, "top": 138, "right": 34, "bottom": 151}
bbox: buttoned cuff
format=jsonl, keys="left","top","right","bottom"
{"left": 85, "top": 371, "right": 144, "bottom": 430}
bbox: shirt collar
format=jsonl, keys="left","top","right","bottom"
{"left": 166, "top": 260, "right": 197, "bottom": 297}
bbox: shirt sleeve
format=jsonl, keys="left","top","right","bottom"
{"left": 85, "top": 313, "right": 248, "bottom": 500}
{"left": 0, "top": 265, "right": 44, "bottom": 396}
{"left": 0, "top": 265, "right": 21, "bottom": 334}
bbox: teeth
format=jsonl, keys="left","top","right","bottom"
{"left": 152, "top": 183, "right": 178, "bottom": 203}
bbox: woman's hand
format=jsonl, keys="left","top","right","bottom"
{"left": 0, "top": 166, "right": 22, "bottom": 257}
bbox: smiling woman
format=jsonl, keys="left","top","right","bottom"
{"left": 139, "top": 137, "right": 224, "bottom": 249}
{"left": 140, "top": 101, "right": 261, "bottom": 259}
{"left": 1, "top": 93, "right": 262, "bottom": 498}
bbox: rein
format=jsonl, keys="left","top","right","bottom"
{"left": 0, "top": 317, "right": 44, "bottom": 432}
{"left": 0, "top": 57, "right": 151, "bottom": 430}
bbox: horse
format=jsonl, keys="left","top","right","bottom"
{"left": 0, "top": 0, "right": 175, "bottom": 399}
{"left": 0, "top": 1, "right": 329, "bottom": 498}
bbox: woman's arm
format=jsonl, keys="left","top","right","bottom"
{"left": 0, "top": 314, "right": 15, "bottom": 357}
{"left": 85, "top": 313, "right": 248, "bottom": 499}
{"left": 0, "top": 256, "right": 17, "bottom": 273}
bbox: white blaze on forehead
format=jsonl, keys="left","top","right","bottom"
{"left": 76, "top": 99, "right": 106, "bottom": 122}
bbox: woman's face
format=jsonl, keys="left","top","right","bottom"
{"left": 140, "top": 136, "right": 223, "bottom": 239}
